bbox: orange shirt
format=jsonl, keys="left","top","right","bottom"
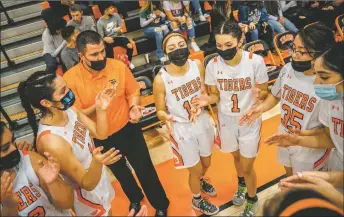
{"left": 63, "top": 59, "right": 140, "bottom": 135}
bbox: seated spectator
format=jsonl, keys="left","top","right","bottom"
{"left": 67, "top": 4, "right": 96, "bottom": 32}
{"left": 264, "top": 0, "right": 298, "bottom": 33}
{"left": 239, "top": 1, "right": 269, "bottom": 42}
{"left": 42, "top": 17, "right": 67, "bottom": 72}
{"left": 307, "top": 0, "right": 344, "bottom": 29}
{"left": 190, "top": 0, "right": 206, "bottom": 22}
{"left": 61, "top": 26, "right": 79, "bottom": 71}
{"left": 139, "top": 1, "right": 169, "bottom": 62}
{"left": 163, "top": 0, "right": 200, "bottom": 52}
{"left": 97, "top": 2, "right": 134, "bottom": 69}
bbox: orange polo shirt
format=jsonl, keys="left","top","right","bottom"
{"left": 63, "top": 58, "right": 140, "bottom": 135}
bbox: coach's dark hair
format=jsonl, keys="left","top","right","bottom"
{"left": 214, "top": 20, "right": 242, "bottom": 42}
{"left": 47, "top": 17, "right": 67, "bottom": 35}
{"left": 297, "top": 22, "right": 335, "bottom": 59}
{"left": 319, "top": 42, "right": 344, "bottom": 78}
{"left": 18, "top": 71, "right": 57, "bottom": 146}
{"left": 0, "top": 121, "right": 6, "bottom": 145}
{"left": 69, "top": 3, "right": 82, "bottom": 13}
{"left": 76, "top": 30, "right": 103, "bottom": 54}
{"left": 61, "top": 25, "right": 76, "bottom": 42}
{"left": 263, "top": 188, "right": 342, "bottom": 216}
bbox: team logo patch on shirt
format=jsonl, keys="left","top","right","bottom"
{"left": 109, "top": 79, "right": 117, "bottom": 85}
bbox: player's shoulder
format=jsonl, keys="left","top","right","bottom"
{"left": 245, "top": 51, "right": 264, "bottom": 64}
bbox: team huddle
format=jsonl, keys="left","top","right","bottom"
{"left": 1, "top": 20, "right": 343, "bottom": 217}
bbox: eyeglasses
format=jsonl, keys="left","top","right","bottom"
{"left": 289, "top": 47, "right": 322, "bottom": 57}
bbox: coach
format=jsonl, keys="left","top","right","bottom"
{"left": 63, "top": 30, "right": 169, "bottom": 217}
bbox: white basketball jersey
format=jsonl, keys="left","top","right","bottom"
{"left": 37, "top": 109, "right": 115, "bottom": 216}
{"left": 271, "top": 63, "right": 323, "bottom": 133}
{"left": 205, "top": 51, "right": 269, "bottom": 116}
{"left": 160, "top": 59, "right": 203, "bottom": 123}
{"left": 319, "top": 99, "right": 344, "bottom": 159}
{"left": 11, "top": 150, "right": 71, "bottom": 216}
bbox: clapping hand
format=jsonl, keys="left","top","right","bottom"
{"left": 95, "top": 86, "right": 116, "bottom": 111}
{"left": 37, "top": 152, "right": 61, "bottom": 185}
{"left": 92, "top": 146, "right": 122, "bottom": 165}
{"left": 0, "top": 172, "right": 18, "bottom": 207}
{"left": 129, "top": 105, "right": 145, "bottom": 123}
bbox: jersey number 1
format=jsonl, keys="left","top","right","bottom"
{"left": 183, "top": 97, "right": 196, "bottom": 120}
{"left": 231, "top": 94, "right": 240, "bottom": 113}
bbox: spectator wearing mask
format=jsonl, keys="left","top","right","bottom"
{"left": 139, "top": 1, "right": 169, "bottom": 62}
{"left": 163, "top": 0, "right": 200, "bottom": 52}
{"left": 239, "top": 1, "right": 269, "bottom": 42}
{"left": 61, "top": 26, "right": 79, "bottom": 71}
{"left": 97, "top": 2, "right": 134, "bottom": 69}
{"left": 67, "top": 4, "right": 96, "bottom": 32}
{"left": 42, "top": 17, "right": 67, "bottom": 72}
{"left": 264, "top": 0, "right": 298, "bottom": 33}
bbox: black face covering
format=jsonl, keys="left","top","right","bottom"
{"left": 0, "top": 149, "right": 21, "bottom": 171}
{"left": 52, "top": 90, "right": 76, "bottom": 111}
{"left": 167, "top": 48, "right": 190, "bottom": 66}
{"left": 217, "top": 46, "right": 238, "bottom": 61}
{"left": 291, "top": 59, "right": 312, "bottom": 72}
{"left": 85, "top": 56, "right": 107, "bottom": 71}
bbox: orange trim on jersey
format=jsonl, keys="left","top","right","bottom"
{"left": 249, "top": 51, "right": 253, "bottom": 59}
{"left": 213, "top": 57, "right": 218, "bottom": 62}
{"left": 22, "top": 150, "right": 29, "bottom": 155}
{"left": 172, "top": 147, "right": 184, "bottom": 167}
{"left": 170, "top": 135, "right": 179, "bottom": 150}
{"left": 313, "top": 149, "right": 331, "bottom": 169}
{"left": 257, "top": 122, "right": 263, "bottom": 153}
{"left": 36, "top": 130, "right": 51, "bottom": 152}
{"left": 75, "top": 188, "right": 106, "bottom": 216}
{"left": 69, "top": 209, "right": 76, "bottom": 216}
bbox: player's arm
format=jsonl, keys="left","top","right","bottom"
{"left": 39, "top": 135, "right": 103, "bottom": 191}
{"left": 295, "top": 127, "right": 336, "bottom": 149}
{"left": 1, "top": 205, "right": 17, "bottom": 217}
{"left": 195, "top": 59, "right": 207, "bottom": 95}
{"left": 30, "top": 151, "right": 74, "bottom": 209}
{"left": 256, "top": 82, "right": 269, "bottom": 101}
{"left": 153, "top": 74, "right": 170, "bottom": 121}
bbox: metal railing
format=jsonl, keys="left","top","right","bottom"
{"left": 0, "top": 1, "right": 14, "bottom": 25}
{"left": 0, "top": 105, "right": 18, "bottom": 130}
{"left": 0, "top": 43, "right": 15, "bottom": 67}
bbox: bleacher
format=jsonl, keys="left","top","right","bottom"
{"left": 1, "top": 1, "right": 343, "bottom": 144}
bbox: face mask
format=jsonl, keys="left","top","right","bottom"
{"left": 167, "top": 48, "right": 190, "bottom": 66}
{"left": 52, "top": 90, "right": 76, "bottom": 110}
{"left": 0, "top": 148, "right": 21, "bottom": 171}
{"left": 84, "top": 55, "right": 107, "bottom": 71}
{"left": 314, "top": 80, "right": 344, "bottom": 101}
{"left": 217, "top": 46, "right": 238, "bottom": 61}
{"left": 291, "top": 59, "right": 312, "bottom": 72}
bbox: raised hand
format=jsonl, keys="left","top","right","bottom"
{"left": 95, "top": 86, "right": 116, "bottom": 111}
{"left": 92, "top": 146, "right": 122, "bottom": 165}
{"left": 15, "top": 140, "right": 35, "bottom": 152}
{"left": 37, "top": 152, "right": 60, "bottom": 185}
{"left": 0, "top": 171, "right": 18, "bottom": 207}
{"left": 264, "top": 133, "right": 299, "bottom": 147}
{"left": 129, "top": 105, "right": 145, "bottom": 123}
{"left": 239, "top": 104, "right": 263, "bottom": 126}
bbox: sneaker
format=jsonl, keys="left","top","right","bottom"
{"left": 190, "top": 42, "right": 200, "bottom": 52}
{"left": 233, "top": 185, "right": 247, "bottom": 206}
{"left": 129, "top": 63, "right": 135, "bottom": 70}
{"left": 241, "top": 200, "right": 259, "bottom": 217}
{"left": 160, "top": 57, "right": 167, "bottom": 63}
{"left": 192, "top": 198, "right": 219, "bottom": 215}
{"left": 199, "top": 14, "right": 206, "bottom": 22}
{"left": 201, "top": 178, "right": 217, "bottom": 196}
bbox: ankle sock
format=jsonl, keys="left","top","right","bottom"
{"left": 247, "top": 195, "right": 258, "bottom": 203}
{"left": 238, "top": 176, "right": 246, "bottom": 186}
{"left": 193, "top": 193, "right": 201, "bottom": 200}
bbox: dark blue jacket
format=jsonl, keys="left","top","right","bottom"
{"left": 239, "top": 5, "right": 268, "bottom": 25}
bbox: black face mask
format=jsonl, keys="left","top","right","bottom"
{"left": 85, "top": 56, "right": 107, "bottom": 71}
{"left": 0, "top": 149, "right": 21, "bottom": 171}
{"left": 291, "top": 59, "right": 312, "bottom": 72}
{"left": 167, "top": 48, "right": 190, "bottom": 66}
{"left": 217, "top": 46, "right": 238, "bottom": 61}
{"left": 52, "top": 90, "right": 75, "bottom": 110}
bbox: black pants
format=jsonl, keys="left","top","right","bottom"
{"left": 43, "top": 53, "right": 58, "bottom": 72}
{"left": 104, "top": 37, "right": 133, "bottom": 61}
{"left": 94, "top": 123, "right": 169, "bottom": 210}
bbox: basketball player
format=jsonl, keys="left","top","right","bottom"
{"left": 264, "top": 42, "right": 344, "bottom": 172}
{"left": 200, "top": 20, "right": 269, "bottom": 216}
{"left": 0, "top": 121, "right": 74, "bottom": 216}
{"left": 18, "top": 71, "right": 121, "bottom": 216}
{"left": 153, "top": 32, "right": 219, "bottom": 215}
{"left": 240, "top": 23, "right": 336, "bottom": 176}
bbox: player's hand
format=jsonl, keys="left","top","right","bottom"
{"left": 249, "top": 23, "right": 256, "bottom": 30}
{"left": 92, "top": 146, "right": 122, "bottom": 165}
{"left": 190, "top": 106, "right": 202, "bottom": 123}
{"left": 279, "top": 171, "right": 332, "bottom": 191}
{"left": 104, "top": 37, "right": 114, "bottom": 44}
{"left": 95, "top": 86, "right": 116, "bottom": 111}
{"left": 128, "top": 205, "right": 148, "bottom": 216}
{"left": 165, "top": 114, "right": 176, "bottom": 136}
{"left": 192, "top": 93, "right": 210, "bottom": 109}
{"left": 37, "top": 152, "right": 61, "bottom": 185}
{"left": 15, "top": 140, "right": 35, "bottom": 152}
{"left": 0, "top": 171, "right": 18, "bottom": 207}
{"left": 264, "top": 133, "right": 299, "bottom": 147}
{"left": 129, "top": 105, "right": 145, "bottom": 123}
{"left": 239, "top": 104, "right": 263, "bottom": 126}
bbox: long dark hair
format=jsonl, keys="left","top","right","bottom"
{"left": 18, "top": 71, "right": 57, "bottom": 146}
{"left": 214, "top": 20, "right": 243, "bottom": 42}
{"left": 320, "top": 42, "right": 344, "bottom": 78}
{"left": 297, "top": 22, "right": 335, "bottom": 59}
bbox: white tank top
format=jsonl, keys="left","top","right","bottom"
{"left": 160, "top": 59, "right": 203, "bottom": 123}
{"left": 10, "top": 150, "right": 71, "bottom": 216}
{"left": 36, "top": 109, "right": 115, "bottom": 216}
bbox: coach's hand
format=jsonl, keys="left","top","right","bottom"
{"left": 264, "top": 133, "right": 299, "bottom": 147}
{"left": 129, "top": 105, "right": 145, "bottom": 123}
